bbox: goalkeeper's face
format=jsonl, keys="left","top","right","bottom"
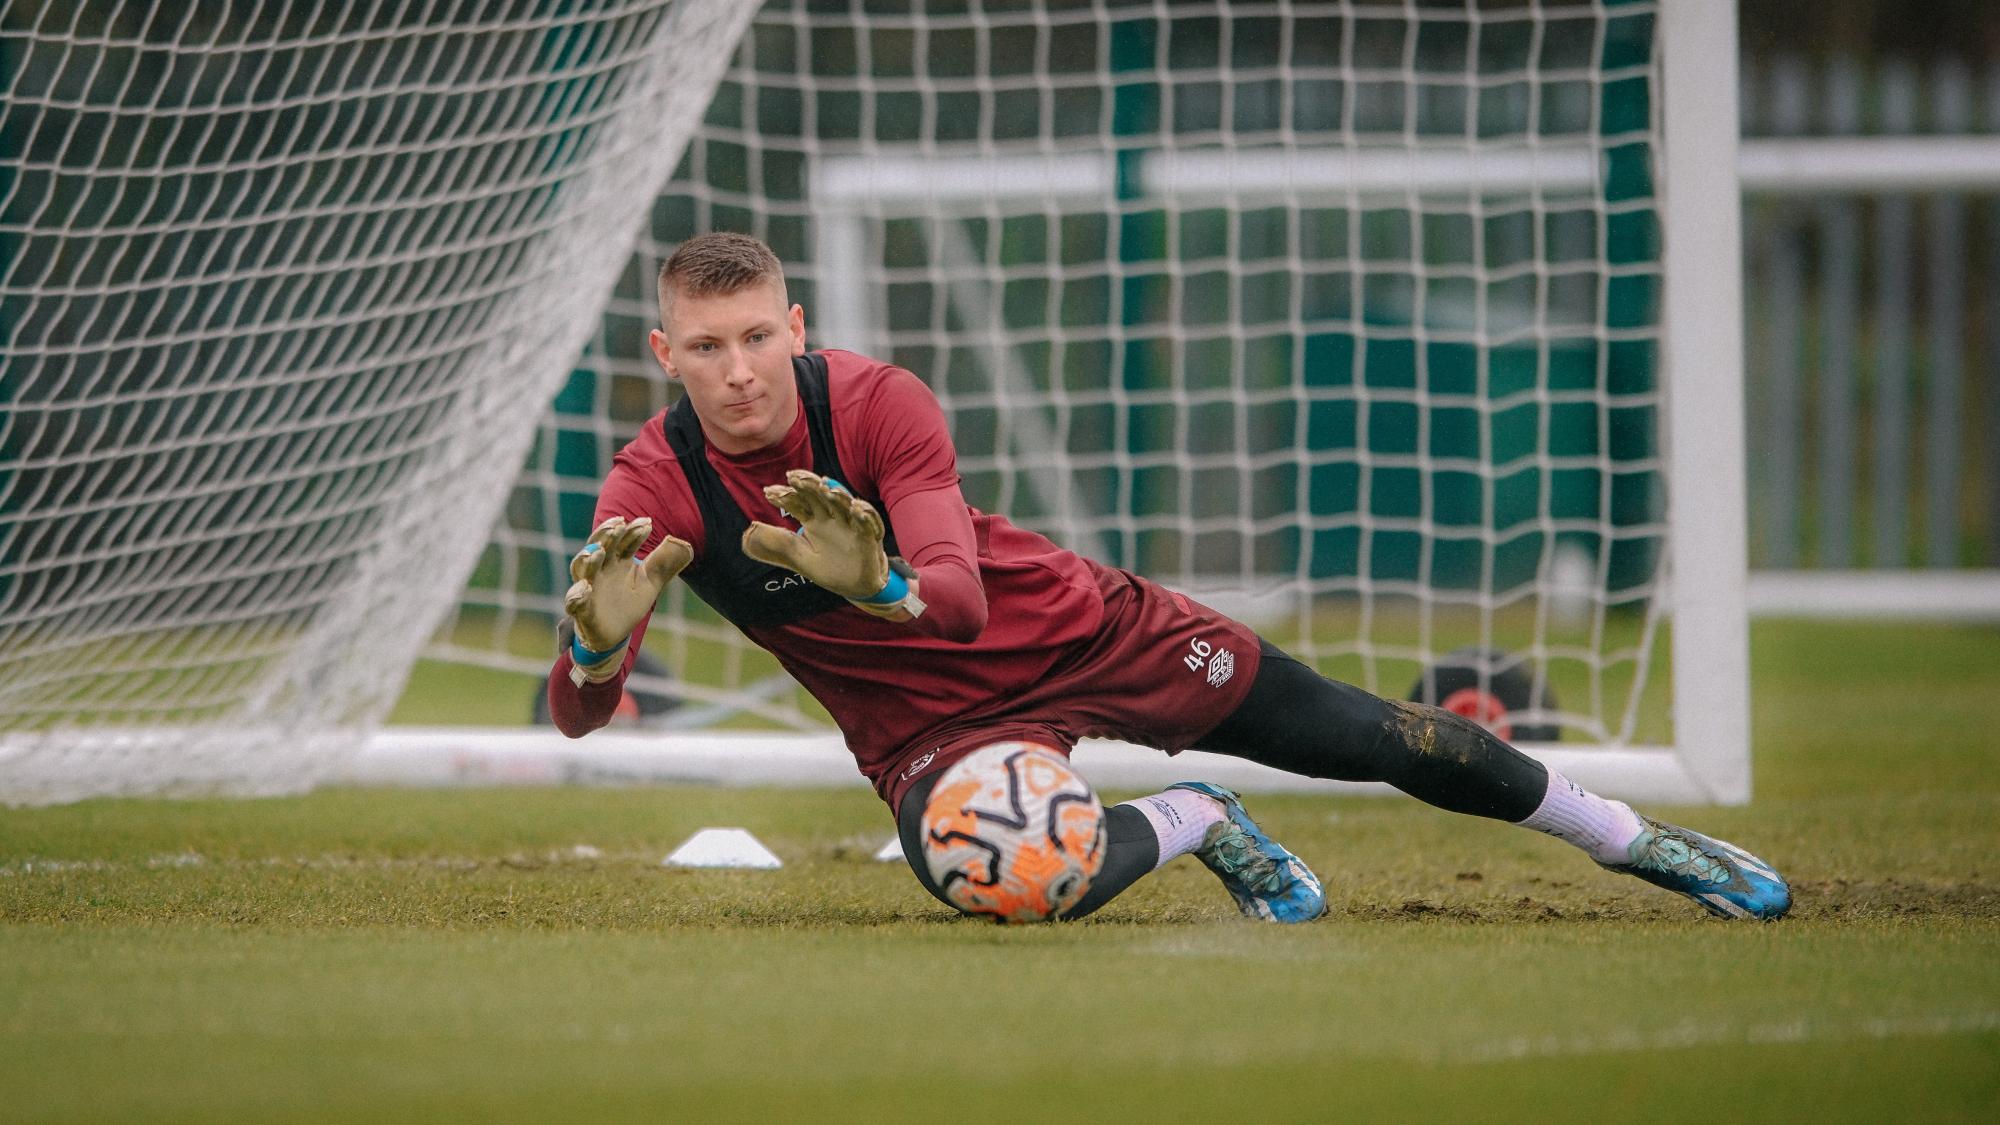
{"left": 649, "top": 280, "right": 808, "bottom": 455}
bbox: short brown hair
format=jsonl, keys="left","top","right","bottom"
{"left": 657, "top": 232, "right": 786, "bottom": 319}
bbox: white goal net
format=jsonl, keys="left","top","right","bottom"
{"left": 4, "top": 0, "right": 1749, "bottom": 805}
{"left": 0, "top": 0, "right": 759, "bottom": 802}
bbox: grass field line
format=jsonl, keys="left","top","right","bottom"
{"left": 0, "top": 846, "right": 627, "bottom": 877}
{"left": 1442, "top": 1010, "right": 2000, "bottom": 1065}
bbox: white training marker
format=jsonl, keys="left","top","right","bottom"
{"left": 872, "top": 837, "right": 904, "bottom": 863}
{"left": 663, "top": 828, "right": 782, "bottom": 869}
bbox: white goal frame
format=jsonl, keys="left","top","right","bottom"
{"left": 361, "top": 4, "right": 1753, "bottom": 806}
{"left": 1, "top": 1, "right": 1752, "bottom": 806}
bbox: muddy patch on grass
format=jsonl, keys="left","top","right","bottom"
{"left": 1337, "top": 896, "right": 1636, "bottom": 923}
{"left": 1791, "top": 878, "right": 2000, "bottom": 921}
{"left": 1325, "top": 878, "right": 2000, "bottom": 924}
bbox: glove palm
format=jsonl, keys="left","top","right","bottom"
{"left": 742, "top": 470, "right": 892, "bottom": 602}
{"left": 563, "top": 516, "right": 691, "bottom": 681}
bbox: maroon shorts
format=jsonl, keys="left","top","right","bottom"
{"left": 881, "top": 565, "right": 1262, "bottom": 814}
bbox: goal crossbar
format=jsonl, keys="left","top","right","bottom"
{"left": 355, "top": 728, "right": 1715, "bottom": 805}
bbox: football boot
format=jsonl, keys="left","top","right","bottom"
{"left": 1602, "top": 814, "right": 1791, "bottom": 920}
{"left": 1167, "top": 781, "right": 1327, "bottom": 923}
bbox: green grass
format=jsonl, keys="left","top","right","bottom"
{"left": 4, "top": 618, "right": 1999, "bottom": 1122}
{"left": 400, "top": 607, "right": 834, "bottom": 729}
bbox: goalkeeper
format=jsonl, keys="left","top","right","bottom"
{"left": 550, "top": 233, "right": 1790, "bottom": 924}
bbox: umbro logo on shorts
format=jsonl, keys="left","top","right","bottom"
{"left": 1206, "top": 647, "right": 1235, "bottom": 688}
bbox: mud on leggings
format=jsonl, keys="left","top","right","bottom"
{"left": 1192, "top": 638, "right": 1549, "bottom": 821}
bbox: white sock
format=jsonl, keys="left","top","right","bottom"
{"left": 1121, "top": 789, "right": 1227, "bottom": 871}
{"left": 1518, "top": 769, "right": 1645, "bottom": 864}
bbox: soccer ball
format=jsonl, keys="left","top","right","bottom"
{"left": 919, "top": 742, "right": 1106, "bottom": 923}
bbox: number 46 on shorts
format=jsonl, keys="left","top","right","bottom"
{"left": 1184, "top": 636, "right": 1236, "bottom": 688}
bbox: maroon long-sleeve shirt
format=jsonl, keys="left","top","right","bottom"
{"left": 548, "top": 349, "right": 1106, "bottom": 803}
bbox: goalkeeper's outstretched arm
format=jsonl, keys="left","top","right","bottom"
{"left": 548, "top": 515, "right": 690, "bottom": 738}
{"left": 868, "top": 484, "right": 986, "bottom": 641}
{"left": 742, "top": 469, "right": 986, "bottom": 642}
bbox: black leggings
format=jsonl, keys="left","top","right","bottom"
{"left": 1199, "top": 640, "right": 1549, "bottom": 821}
{"left": 896, "top": 638, "right": 1549, "bottom": 919}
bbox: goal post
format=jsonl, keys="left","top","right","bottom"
{"left": 4, "top": 1, "right": 1753, "bottom": 807}
{"left": 1658, "top": 0, "right": 1751, "bottom": 804}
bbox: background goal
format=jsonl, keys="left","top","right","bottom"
{"left": 2, "top": 0, "right": 1749, "bottom": 805}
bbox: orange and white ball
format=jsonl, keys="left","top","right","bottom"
{"left": 919, "top": 742, "right": 1106, "bottom": 923}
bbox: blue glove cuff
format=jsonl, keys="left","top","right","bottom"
{"left": 570, "top": 634, "right": 627, "bottom": 668}
{"left": 852, "top": 568, "right": 910, "bottom": 606}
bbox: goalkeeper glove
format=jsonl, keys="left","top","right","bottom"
{"left": 562, "top": 516, "right": 692, "bottom": 685}
{"left": 742, "top": 470, "right": 926, "bottom": 620}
